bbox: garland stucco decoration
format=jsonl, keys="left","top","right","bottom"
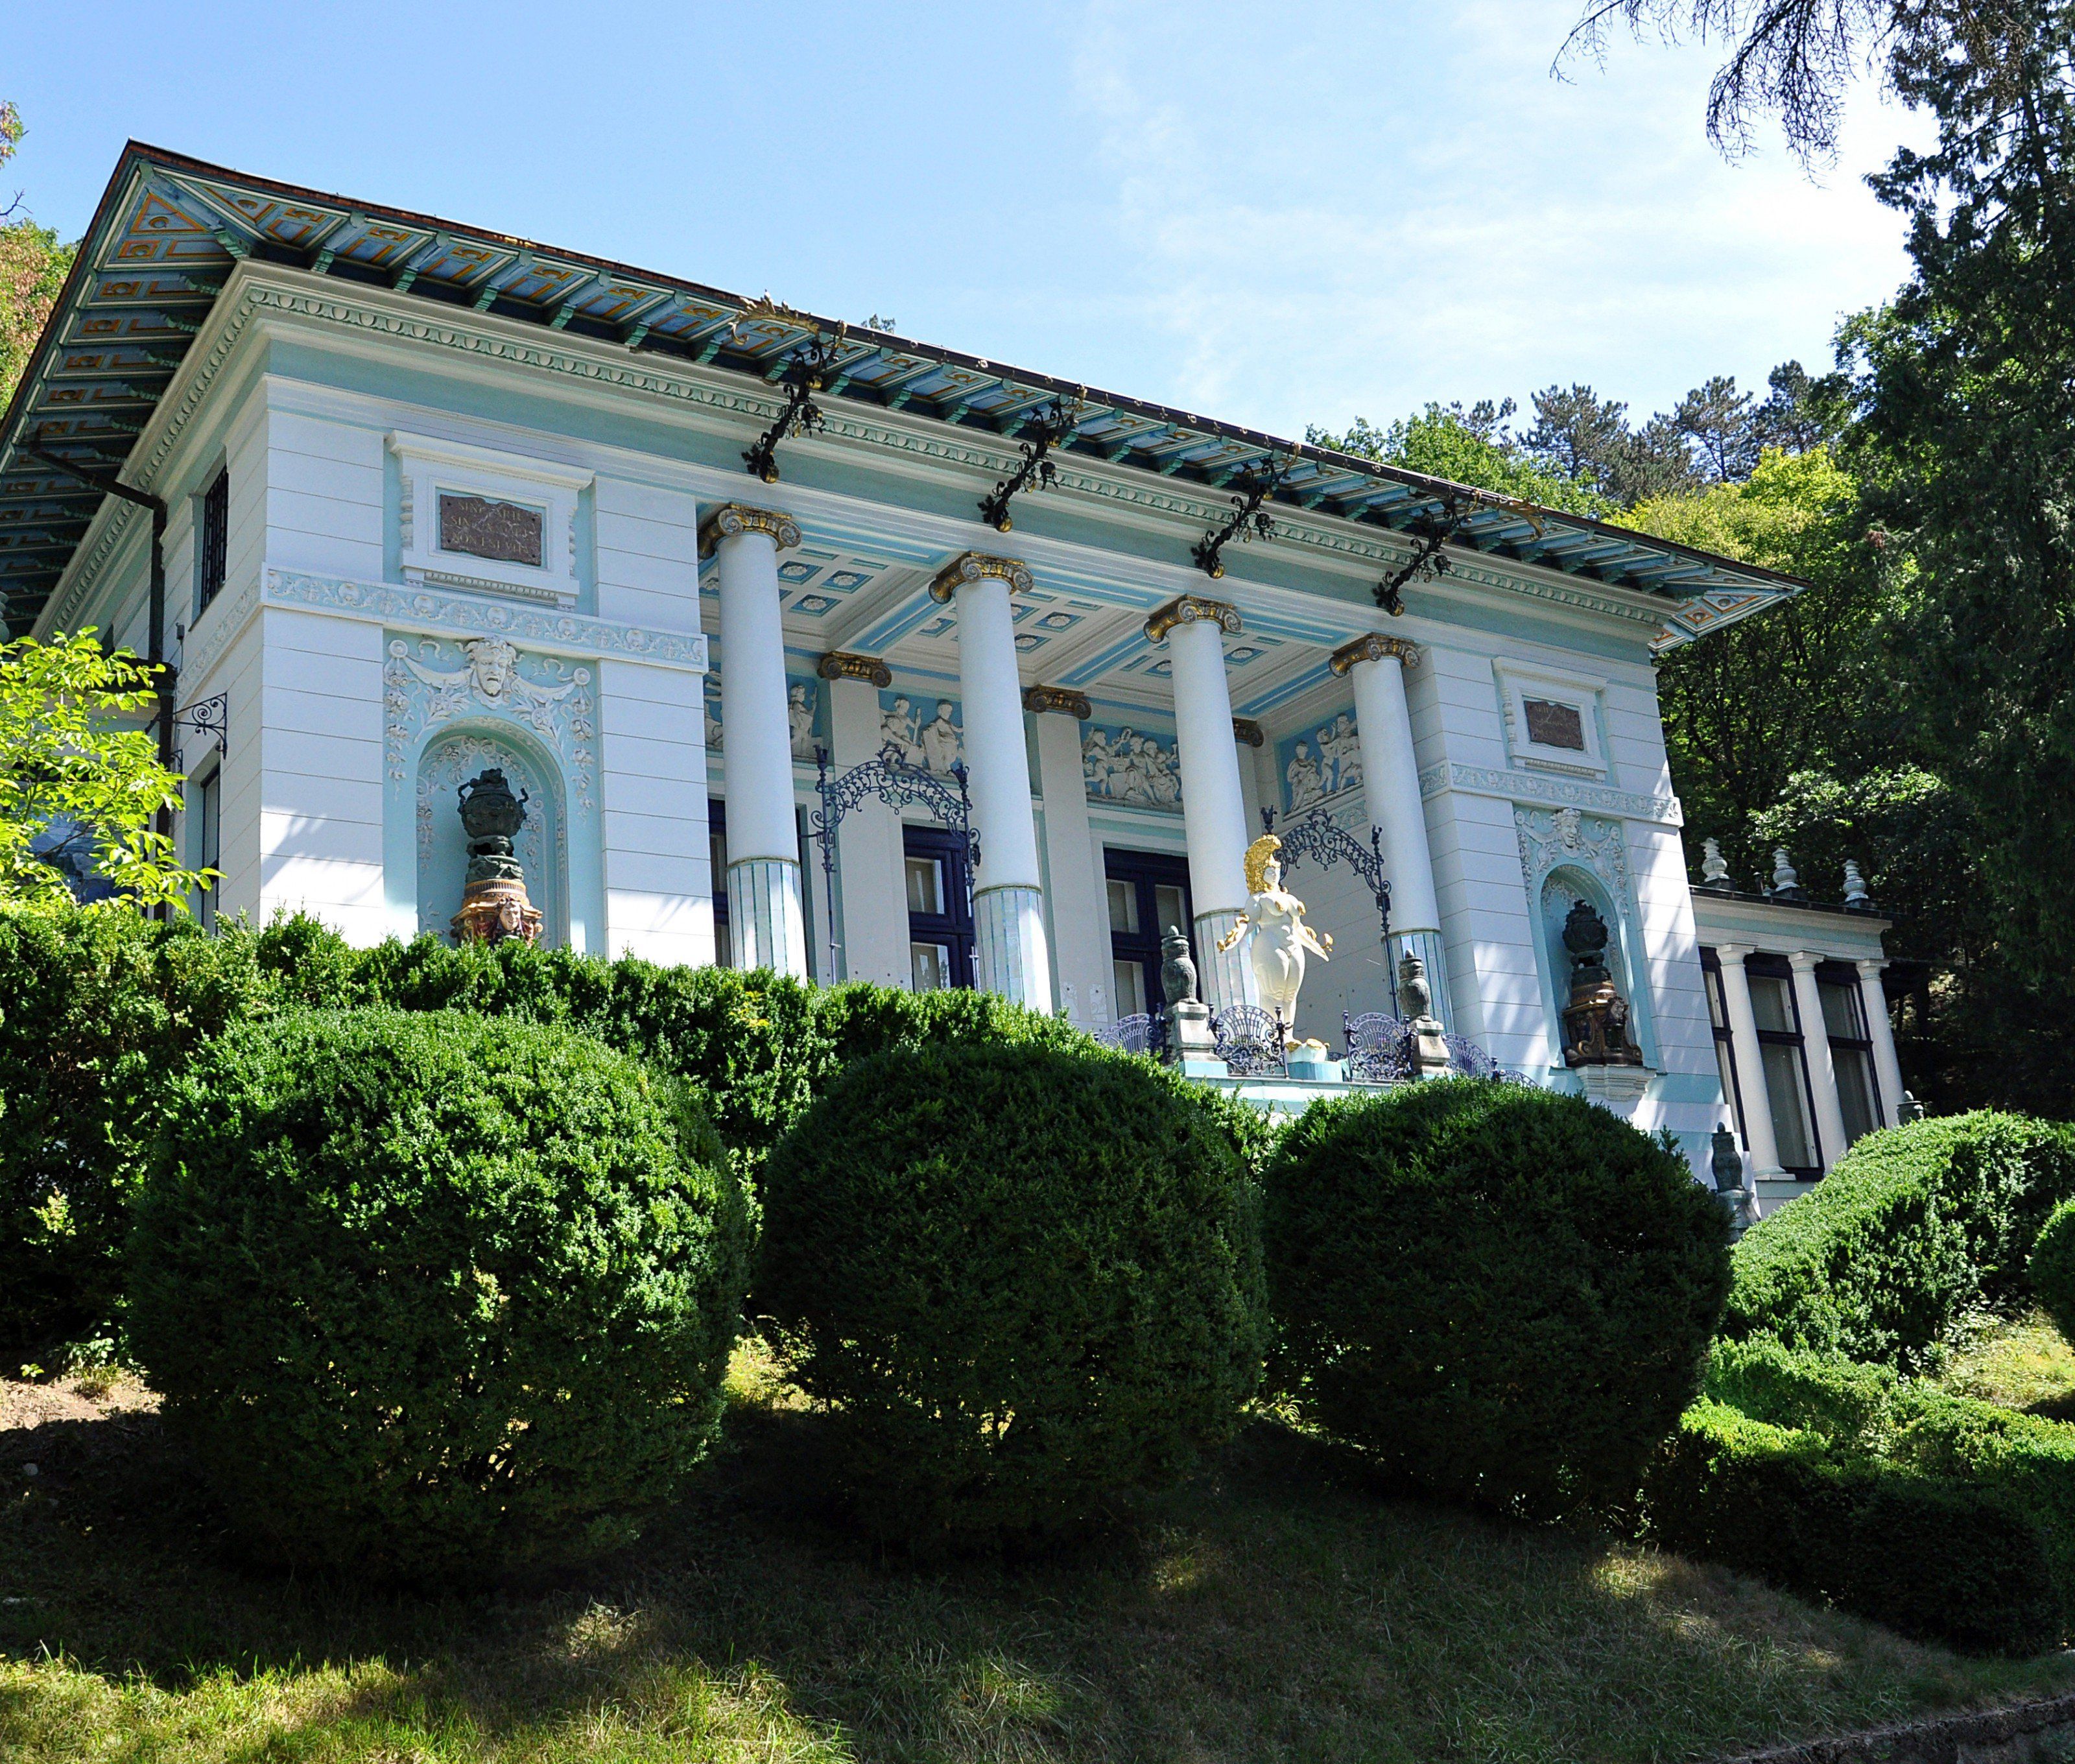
{"left": 1515, "top": 804, "right": 1631, "bottom": 900}
{"left": 383, "top": 634, "right": 596, "bottom": 813}
{"left": 1418, "top": 759, "right": 1681, "bottom": 826}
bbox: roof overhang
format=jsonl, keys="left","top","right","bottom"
{"left": 0, "top": 143, "right": 1808, "bottom": 645}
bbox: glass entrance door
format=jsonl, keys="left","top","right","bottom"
{"left": 904, "top": 824, "right": 975, "bottom": 991}
{"left": 1104, "top": 848, "right": 1193, "bottom": 1016}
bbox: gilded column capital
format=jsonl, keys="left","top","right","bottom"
{"left": 697, "top": 502, "right": 802, "bottom": 559}
{"left": 929, "top": 550, "right": 1034, "bottom": 603}
{"left": 816, "top": 649, "right": 892, "bottom": 688}
{"left": 1022, "top": 684, "right": 1091, "bottom": 720}
{"left": 1143, "top": 593, "right": 1242, "bottom": 645}
{"left": 1233, "top": 717, "right": 1264, "bottom": 748}
{"left": 1329, "top": 632, "right": 1420, "bottom": 676}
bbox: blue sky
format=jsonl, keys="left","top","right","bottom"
{"left": 5, "top": 0, "right": 1927, "bottom": 444}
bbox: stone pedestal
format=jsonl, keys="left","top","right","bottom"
{"left": 1165, "top": 999, "right": 1229, "bottom": 1078}
{"left": 452, "top": 877, "right": 543, "bottom": 945}
{"left": 1578, "top": 1064, "right": 1652, "bottom": 1111}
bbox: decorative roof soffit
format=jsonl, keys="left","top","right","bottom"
{"left": 0, "top": 142, "right": 1806, "bottom": 642}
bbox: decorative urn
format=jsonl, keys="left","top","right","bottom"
{"left": 450, "top": 767, "right": 544, "bottom": 946}
{"left": 1558, "top": 900, "right": 1643, "bottom": 1069}
{"left": 1159, "top": 925, "right": 1198, "bottom": 1010}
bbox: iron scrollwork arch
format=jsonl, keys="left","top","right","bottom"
{"left": 810, "top": 743, "right": 980, "bottom": 983}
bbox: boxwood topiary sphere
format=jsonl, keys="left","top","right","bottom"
{"left": 2032, "top": 1199, "right": 2075, "bottom": 1345}
{"left": 757, "top": 1042, "right": 1267, "bottom": 1547}
{"left": 128, "top": 1008, "right": 750, "bottom": 1580}
{"left": 1263, "top": 1080, "right": 1731, "bottom": 1518}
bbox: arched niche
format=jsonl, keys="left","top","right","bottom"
{"left": 1539, "top": 864, "right": 1655, "bottom": 1066}
{"left": 416, "top": 724, "right": 567, "bottom": 945}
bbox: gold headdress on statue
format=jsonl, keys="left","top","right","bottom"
{"left": 1243, "top": 833, "right": 1283, "bottom": 895}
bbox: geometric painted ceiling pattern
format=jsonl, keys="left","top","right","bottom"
{"left": 0, "top": 142, "right": 1808, "bottom": 641}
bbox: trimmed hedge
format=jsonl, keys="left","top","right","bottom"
{"left": 1724, "top": 1113, "right": 2075, "bottom": 1370}
{"left": 128, "top": 1008, "right": 750, "bottom": 1580}
{"left": 1262, "top": 1080, "right": 1731, "bottom": 1518}
{"left": 1702, "top": 1332, "right": 2075, "bottom": 1643}
{"left": 1640, "top": 1398, "right": 2059, "bottom": 1654}
{"left": 0, "top": 908, "right": 276, "bottom": 1348}
{"left": 757, "top": 1041, "right": 1268, "bottom": 1549}
{"left": 2033, "top": 1200, "right": 2075, "bottom": 1345}
{"left": 0, "top": 907, "right": 1117, "bottom": 1344}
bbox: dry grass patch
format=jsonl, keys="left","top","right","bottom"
{"left": 2, "top": 1345, "right": 2071, "bottom": 1763}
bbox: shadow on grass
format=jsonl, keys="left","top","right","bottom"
{"left": 6, "top": 1383, "right": 2072, "bottom": 1763}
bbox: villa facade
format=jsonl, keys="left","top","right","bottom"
{"left": 0, "top": 145, "right": 1904, "bottom": 1175}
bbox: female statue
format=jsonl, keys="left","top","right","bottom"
{"left": 1217, "top": 833, "right": 1332, "bottom": 1032}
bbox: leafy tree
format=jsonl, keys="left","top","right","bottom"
{"left": 0, "top": 630, "right": 215, "bottom": 912}
{"left": 1308, "top": 400, "right": 1609, "bottom": 516}
{"left": 0, "top": 102, "right": 75, "bottom": 411}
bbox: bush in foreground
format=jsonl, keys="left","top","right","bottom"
{"left": 1724, "top": 1112, "right": 2075, "bottom": 1370}
{"left": 1641, "top": 1398, "right": 2058, "bottom": 1654}
{"left": 757, "top": 1042, "right": 1267, "bottom": 1549}
{"left": 128, "top": 1008, "right": 749, "bottom": 1580}
{"left": 1263, "top": 1080, "right": 1731, "bottom": 1518}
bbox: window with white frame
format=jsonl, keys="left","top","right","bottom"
{"left": 1818, "top": 965, "right": 1884, "bottom": 1145}
{"left": 1746, "top": 960, "right": 1822, "bottom": 1175}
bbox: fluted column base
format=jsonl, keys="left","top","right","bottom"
{"left": 726, "top": 856, "right": 809, "bottom": 979}
{"left": 973, "top": 883, "right": 1053, "bottom": 1012}
{"left": 1389, "top": 928, "right": 1453, "bottom": 1028}
{"left": 1194, "top": 908, "right": 1261, "bottom": 1014}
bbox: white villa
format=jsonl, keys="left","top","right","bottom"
{"left": 0, "top": 144, "right": 1909, "bottom": 1185}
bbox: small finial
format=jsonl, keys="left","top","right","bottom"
{"left": 1842, "top": 858, "right": 1873, "bottom": 911}
{"left": 1700, "top": 837, "right": 1732, "bottom": 890}
{"left": 1771, "top": 847, "right": 1803, "bottom": 898}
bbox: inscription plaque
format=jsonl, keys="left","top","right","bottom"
{"left": 438, "top": 492, "right": 545, "bottom": 568}
{"left": 1523, "top": 697, "right": 1587, "bottom": 752}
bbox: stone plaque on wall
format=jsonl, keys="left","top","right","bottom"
{"left": 1523, "top": 698, "right": 1587, "bottom": 752}
{"left": 438, "top": 492, "right": 544, "bottom": 568}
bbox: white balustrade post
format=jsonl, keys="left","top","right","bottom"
{"left": 700, "top": 503, "right": 808, "bottom": 979}
{"left": 1150, "top": 594, "right": 1257, "bottom": 1011}
{"left": 932, "top": 553, "right": 1051, "bottom": 1010}
{"left": 1333, "top": 634, "right": 1451, "bottom": 1026}
{"left": 1856, "top": 959, "right": 1907, "bottom": 1128}
{"left": 1714, "top": 944, "right": 1784, "bottom": 1179}
{"left": 1789, "top": 950, "right": 1849, "bottom": 1172}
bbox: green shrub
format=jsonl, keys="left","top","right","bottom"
{"left": 1640, "top": 1398, "right": 2059, "bottom": 1654}
{"left": 2032, "top": 1199, "right": 2075, "bottom": 1345}
{"left": 1262, "top": 1080, "right": 1731, "bottom": 1518}
{"left": 757, "top": 1042, "right": 1267, "bottom": 1548}
{"left": 1724, "top": 1113, "right": 2075, "bottom": 1370}
{"left": 0, "top": 907, "right": 275, "bottom": 1349}
{"left": 128, "top": 1008, "right": 749, "bottom": 1581}
{"left": 1702, "top": 1331, "right": 2075, "bottom": 1638}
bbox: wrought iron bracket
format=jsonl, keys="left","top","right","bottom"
{"left": 742, "top": 330, "right": 845, "bottom": 484}
{"left": 978, "top": 396, "right": 1081, "bottom": 532}
{"left": 809, "top": 743, "right": 979, "bottom": 982}
{"left": 1192, "top": 454, "right": 1290, "bottom": 579}
{"left": 154, "top": 691, "right": 229, "bottom": 774}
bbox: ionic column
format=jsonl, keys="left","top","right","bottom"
{"left": 1333, "top": 633, "right": 1451, "bottom": 1027}
{"left": 1714, "top": 944, "right": 1784, "bottom": 1180}
{"left": 932, "top": 553, "right": 1052, "bottom": 1010}
{"left": 700, "top": 503, "right": 808, "bottom": 979}
{"left": 1856, "top": 959, "right": 1906, "bottom": 1128}
{"left": 1148, "top": 593, "right": 1257, "bottom": 1011}
{"left": 1789, "top": 950, "right": 1849, "bottom": 1172}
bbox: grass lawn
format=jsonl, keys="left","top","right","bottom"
{"left": 5, "top": 1347, "right": 2074, "bottom": 1764}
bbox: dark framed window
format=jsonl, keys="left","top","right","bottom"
{"left": 193, "top": 765, "right": 222, "bottom": 933}
{"left": 1817, "top": 962, "right": 1884, "bottom": 1145}
{"left": 197, "top": 468, "right": 229, "bottom": 614}
{"left": 1699, "top": 950, "right": 1749, "bottom": 1147}
{"left": 905, "top": 824, "right": 974, "bottom": 991}
{"left": 1744, "top": 955, "right": 1824, "bottom": 1178}
{"left": 1104, "top": 848, "right": 1193, "bottom": 1018}
{"left": 707, "top": 798, "right": 729, "bottom": 969}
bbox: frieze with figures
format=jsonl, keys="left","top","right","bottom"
{"left": 704, "top": 674, "right": 822, "bottom": 761}
{"left": 1082, "top": 723, "right": 1181, "bottom": 809}
{"left": 1279, "top": 712, "right": 1363, "bottom": 814}
{"left": 877, "top": 690, "right": 964, "bottom": 774}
